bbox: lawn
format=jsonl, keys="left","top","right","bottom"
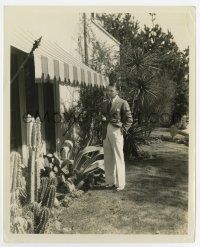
{"left": 51, "top": 138, "right": 188, "bottom": 234}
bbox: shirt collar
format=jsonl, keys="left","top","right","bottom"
{"left": 110, "top": 95, "right": 118, "bottom": 103}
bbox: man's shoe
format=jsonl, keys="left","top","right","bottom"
{"left": 105, "top": 184, "right": 116, "bottom": 189}
{"left": 116, "top": 187, "right": 124, "bottom": 191}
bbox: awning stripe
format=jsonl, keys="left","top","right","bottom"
{"left": 68, "top": 64, "right": 74, "bottom": 83}
{"left": 64, "top": 63, "right": 69, "bottom": 81}
{"left": 34, "top": 52, "right": 42, "bottom": 82}
{"left": 59, "top": 61, "right": 65, "bottom": 82}
{"left": 81, "top": 68, "right": 85, "bottom": 83}
{"left": 11, "top": 28, "right": 109, "bottom": 87}
{"left": 77, "top": 67, "right": 81, "bottom": 84}
{"left": 48, "top": 58, "right": 54, "bottom": 82}
{"left": 73, "top": 66, "right": 78, "bottom": 82}
{"left": 87, "top": 71, "right": 92, "bottom": 85}
{"left": 94, "top": 73, "right": 98, "bottom": 86}
{"left": 54, "top": 60, "right": 60, "bottom": 81}
{"left": 41, "top": 56, "right": 48, "bottom": 79}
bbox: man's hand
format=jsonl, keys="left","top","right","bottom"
{"left": 102, "top": 116, "right": 107, "bottom": 122}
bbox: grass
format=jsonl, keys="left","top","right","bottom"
{"left": 50, "top": 139, "right": 188, "bottom": 234}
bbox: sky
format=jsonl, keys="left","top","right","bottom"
{"left": 130, "top": 7, "right": 193, "bottom": 51}
{"left": 5, "top": 6, "right": 194, "bottom": 53}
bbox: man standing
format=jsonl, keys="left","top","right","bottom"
{"left": 101, "top": 83, "right": 133, "bottom": 191}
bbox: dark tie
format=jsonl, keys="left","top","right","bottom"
{"left": 107, "top": 99, "right": 112, "bottom": 113}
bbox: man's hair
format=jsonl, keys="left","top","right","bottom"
{"left": 108, "top": 82, "right": 120, "bottom": 91}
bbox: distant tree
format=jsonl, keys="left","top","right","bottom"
{"left": 97, "top": 13, "right": 189, "bottom": 125}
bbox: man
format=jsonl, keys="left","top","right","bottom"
{"left": 101, "top": 83, "right": 133, "bottom": 191}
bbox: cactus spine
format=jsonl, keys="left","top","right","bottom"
{"left": 39, "top": 177, "right": 49, "bottom": 202}
{"left": 49, "top": 176, "right": 57, "bottom": 187}
{"left": 10, "top": 152, "right": 26, "bottom": 204}
{"left": 31, "top": 202, "right": 41, "bottom": 219}
{"left": 28, "top": 116, "right": 43, "bottom": 202}
{"left": 46, "top": 185, "right": 56, "bottom": 209}
{"left": 41, "top": 185, "right": 56, "bottom": 209}
{"left": 34, "top": 207, "right": 50, "bottom": 234}
{"left": 27, "top": 115, "right": 33, "bottom": 148}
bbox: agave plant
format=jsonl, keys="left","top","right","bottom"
{"left": 42, "top": 141, "right": 105, "bottom": 192}
{"left": 66, "top": 145, "right": 104, "bottom": 190}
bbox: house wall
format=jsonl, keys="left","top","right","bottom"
{"left": 88, "top": 15, "right": 120, "bottom": 67}
{"left": 6, "top": 7, "right": 120, "bottom": 155}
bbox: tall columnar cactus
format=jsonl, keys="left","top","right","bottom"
{"left": 41, "top": 185, "right": 56, "bottom": 209}
{"left": 10, "top": 151, "right": 26, "bottom": 204}
{"left": 35, "top": 117, "right": 43, "bottom": 201}
{"left": 27, "top": 115, "right": 34, "bottom": 148}
{"left": 49, "top": 176, "right": 57, "bottom": 187}
{"left": 39, "top": 177, "right": 49, "bottom": 202}
{"left": 10, "top": 152, "right": 27, "bottom": 233}
{"left": 34, "top": 207, "right": 50, "bottom": 234}
{"left": 28, "top": 201, "right": 50, "bottom": 234}
{"left": 31, "top": 201, "right": 41, "bottom": 220}
{"left": 27, "top": 116, "right": 43, "bottom": 202}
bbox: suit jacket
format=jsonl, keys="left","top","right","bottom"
{"left": 101, "top": 96, "right": 133, "bottom": 140}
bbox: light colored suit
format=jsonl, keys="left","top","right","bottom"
{"left": 101, "top": 95, "right": 133, "bottom": 188}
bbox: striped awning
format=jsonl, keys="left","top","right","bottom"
{"left": 11, "top": 28, "right": 109, "bottom": 88}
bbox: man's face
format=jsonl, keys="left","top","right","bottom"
{"left": 107, "top": 86, "right": 118, "bottom": 99}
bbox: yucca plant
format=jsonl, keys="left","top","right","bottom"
{"left": 117, "top": 46, "right": 163, "bottom": 158}
{"left": 120, "top": 46, "right": 160, "bottom": 76}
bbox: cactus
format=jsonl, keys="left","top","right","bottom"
{"left": 11, "top": 152, "right": 18, "bottom": 194}
{"left": 41, "top": 185, "right": 56, "bottom": 209}
{"left": 11, "top": 152, "right": 21, "bottom": 192}
{"left": 39, "top": 177, "right": 49, "bottom": 202}
{"left": 30, "top": 202, "right": 41, "bottom": 219}
{"left": 31, "top": 122, "right": 37, "bottom": 150}
{"left": 28, "top": 201, "right": 50, "bottom": 234}
{"left": 30, "top": 149, "right": 36, "bottom": 202}
{"left": 49, "top": 176, "right": 57, "bottom": 187}
{"left": 35, "top": 117, "right": 42, "bottom": 148}
{"left": 27, "top": 115, "right": 33, "bottom": 147}
{"left": 28, "top": 116, "right": 44, "bottom": 202}
{"left": 10, "top": 152, "right": 26, "bottom": 204}
{"left": 46, "top": 185, "right": 56, "bottom": 209}
{"left": 34, "top": 207, "right": 50, "bottom": 234}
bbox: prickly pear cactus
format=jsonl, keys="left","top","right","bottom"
{"left": 34, "top": 207, "right": 50, "bottom": 234}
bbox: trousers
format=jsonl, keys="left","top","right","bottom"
{"left": 103, "top": 123, "right": 125, "bottom": 188}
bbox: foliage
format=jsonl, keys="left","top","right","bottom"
{"left": 60, "top": 84, "right": 105, "bottom": 152}
{"left": 96, "top": 13, "right": 140, "bottom": 45}
{"left": 97, "top": 13, "right": 189, "bottom": 124}
{"left": 77, "top": 85, "right": 105, "bottom": 147}
{"left": 78, "top": 15, "right": 118, "bottom": 76}
{"left": 94, "top": 13, "right": 189, "bottom": 158}
{"left": 43, "top": 141, "right": 105, "bottom": 192}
